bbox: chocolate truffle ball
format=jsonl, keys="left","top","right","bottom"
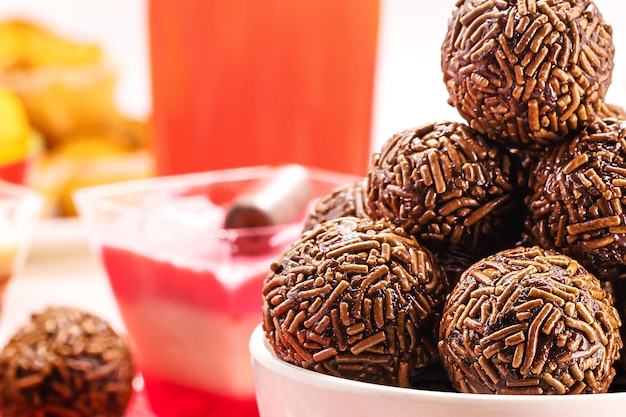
{"left": 0, "top": 307, "right": 135, "bottom": 417}
{"left": 439, "top": 246, "right": 623, "bottom": 395}
{"left": 367, "top": 122, "right": 525, "bottom": 257}
{"left": 263, "top": 217, "right": 448, "bottom": 388}
{"left": 526, "top": 118, "right": 626, "bottom": 280}
{"left": 442, "top": 0, "right": 615, "bottom": 149}
{"left": 303, "top": 178, "right": 369, "bottom": 232}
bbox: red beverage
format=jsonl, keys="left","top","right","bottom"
{"left": 148, "top": 0, "right": 380, "bottom": 176}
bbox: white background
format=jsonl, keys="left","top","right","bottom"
{"left": 1, "top": 0, "right": 625, "bottom": 154}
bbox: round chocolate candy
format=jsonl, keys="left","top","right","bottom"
{"left": 439, "top": 246, "right": 623, "bottom": 395}
{"left": 0, "top": 307, "right": 135, "bottom": 417}
{"left": 262, "top": 217, "right": 448, "bottom": 388}
{"left": 525, "top": 118, "right": 626, "bottom": 280}
{"left": 303, "top": 178, "right": 369, "bottom": 232}
{"left": 366, "top": 121, "right": 525, "bottom": 257}
{"left": 442, "top": 0, "right": 615, "bottom": 149}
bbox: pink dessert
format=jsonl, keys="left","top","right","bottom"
{"left": 75, "top": 166, "right": 357, "bottom": 417}
{"left": 99, "top": 203, "right": 302, "bottom": 417}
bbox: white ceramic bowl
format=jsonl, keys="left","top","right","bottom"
{"left": 249, "top": 324, "right": 626, "bottom": 417}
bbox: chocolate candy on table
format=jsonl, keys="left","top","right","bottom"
{"left": 439, "top": 246, "right": 623, "bottom": 395}
{"left": 525, "top": 118, "right": 626, "bottom": 281}
{"left": 0, "top": 306, "right": 135, "bottom": 417}
{"left": 303, "top": 177, "right": 369, "bottom": 232}
{"left": 366, "top": 121, "right": 525, "bottom": 258}
{"left": 442, "top": 0, "right": 615, "bottom": 149}
{"left": 262, "top": 217, "right": 448, "bottom": 388}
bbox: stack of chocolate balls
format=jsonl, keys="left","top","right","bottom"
{"left": 262, "top": 0, "right": 626, "bottom": 395}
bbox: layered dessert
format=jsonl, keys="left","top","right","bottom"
{"left": 75, "top": 166, "right": 354, "bottom": 416}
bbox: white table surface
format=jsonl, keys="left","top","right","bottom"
{"left": 1, "top": 0, "right": 626, "bottom": 345}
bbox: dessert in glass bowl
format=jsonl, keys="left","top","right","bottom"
{"left": 74, "top": 165, "right": 356, "bottom": 417}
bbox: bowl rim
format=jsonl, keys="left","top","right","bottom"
{"left": 72, "top": 164, "right": 358, "bottom": 202}
{"left": 249, "top": 323, "right": 626, "bottom": 407}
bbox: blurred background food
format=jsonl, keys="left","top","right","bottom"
{"left": 0, "top": 18, "right": 153, "bottom": 217}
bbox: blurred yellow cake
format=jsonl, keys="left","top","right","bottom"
{"left": 0, "top": 19, "right": 117, "bottom": 148}
{"left": 29, "top": 117, "right": 154, "bottom": 217}
{"left": 0, "top": 18, "right": 154, "bottom": 215}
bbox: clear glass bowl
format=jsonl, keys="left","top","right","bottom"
{"left": 73, "top": 165, "right": 357, "bottom": 417}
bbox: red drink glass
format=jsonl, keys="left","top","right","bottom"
{"left": 74, "top": 165, "right": 357, "bottom": 417}
{"left": 148, "top": 0, "right": 380, "bottom": 177}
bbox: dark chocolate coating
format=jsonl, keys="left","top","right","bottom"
{"left": 366, "top": 122, "right": 525, "bottom": 257}
{"left": 263, "top": 217, "right": 448, "bottom": 388}
{"left": 525, "top": 118, "right": 626, "bottom": 280}
{"left": 0, "top": 307, "right": 135, "bottom": 417}
{"left": 303, "top": 178, "right": 369, "bottom": 232}
{"left": 442, "top": 0, "right": 614, "bottom": 149}
{"left": 439, "top": 246, "right": 622, "bottom": 395}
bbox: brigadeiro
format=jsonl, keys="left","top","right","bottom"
{"left": 0, "top": 307, "right": 135, "bottom": 417}
{"left": 262, "top": 217, "right": 448, "bottom": 388}
{"left": 525, "top": 118, "right": 626, "bottom": 281}
{"left": 442, "top": 0, "right": 615, "bottom": 149}
{"left": 366, "top": 121, "right": 525, "bottom": 259}
{"left": 303, "top": 178, "right": 370, "bottom": 232}
{"left": 439, "top": 246, "right": 622, "bottom": 395}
